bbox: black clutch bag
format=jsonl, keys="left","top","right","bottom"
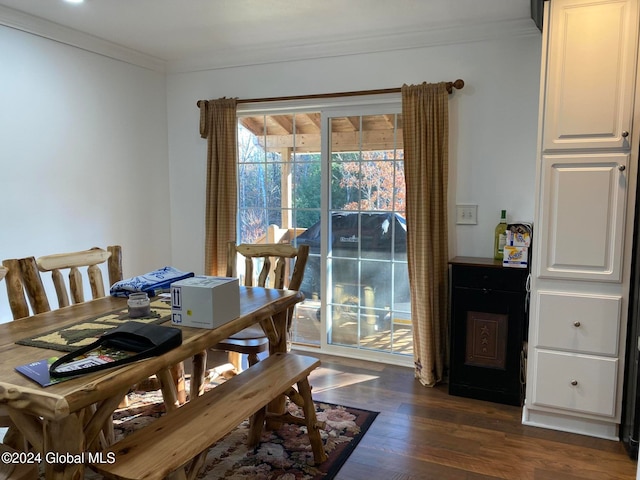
{"left": 49, "top": 321, "right": 182, "bottom": 378}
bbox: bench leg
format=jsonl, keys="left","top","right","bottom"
{"left": 167, "top": 468, "right": 188, "bottom": 480}
{"left": 186, "top": 450, "right": 208, "bottom": 480}
{"left": 284, "top": 386, "right": 304, "bottom": 407}
{"left": 247, "top": 406, "right": 267, "bottom": 448}
{"left": 297, "top": 377, "right": 328, "bottom": 464}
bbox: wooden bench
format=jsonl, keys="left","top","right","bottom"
{"left": 92, "top": 352, "right": 327, "bottom": 480}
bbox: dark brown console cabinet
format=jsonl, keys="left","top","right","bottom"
{"left": 448, "top": 257, "right": 529, "bottom": 406}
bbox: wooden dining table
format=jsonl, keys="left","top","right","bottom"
{"left": 0, "top": 286, "right": 303, "bottom": 480}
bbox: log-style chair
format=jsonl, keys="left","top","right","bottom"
{"left": 212, "top": 242, "right": 310, "bottom": 373}
{"left": 2, "top": 245, "right": 122, "bottom": 319}
{"left": 0, "top": 266, "right": 23, "bottom": 451}
{"left": 4, "top": 246, "right": 187, "bottom": 409}
{"left": 1, "top": 246, "right": 123, "bottom": 449}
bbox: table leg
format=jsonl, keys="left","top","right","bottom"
{"left": 7, "top": 409, "right": 43, "bottom": 454}
{"left": 170, "top": 362, "right": 187, "bottom": 405}
{"left": 43, "top": 413, "right": 84, "bottom": 480}
{"left": 157, "top": 368, "right": 180, "bottom": 412}
{"left": 265, "top": 309, "right": 289, "bottom": 430}
{"left": 191, "top": 350, "right": 207, "bottom": 399}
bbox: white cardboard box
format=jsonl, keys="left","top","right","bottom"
{"left": 170, "top": 276, "right": 240, "bottom": 329}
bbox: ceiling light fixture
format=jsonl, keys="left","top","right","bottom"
{"left": 64, "top": 0, "right": 84, "bottom": 4}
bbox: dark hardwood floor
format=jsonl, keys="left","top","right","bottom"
{"left": 299, "top": 350, "right": 637, "bottom": 480}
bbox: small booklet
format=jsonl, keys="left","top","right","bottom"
{"left": 16, "top": 347, "right": 135, "bottom": 387}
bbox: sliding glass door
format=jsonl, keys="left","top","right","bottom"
{"left": 236, "top": 101, "right": 412, "bottom": 364}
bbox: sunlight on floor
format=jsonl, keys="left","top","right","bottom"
{"left": 308, "top": 366, "right": 379, "bottom": 393}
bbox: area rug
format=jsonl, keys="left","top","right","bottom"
{"left": 91, "top": 379, "right": 378, "bottom": 480}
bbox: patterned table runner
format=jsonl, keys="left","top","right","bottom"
{"left": 16, "top": 299, "right": 172, "bottom": 352}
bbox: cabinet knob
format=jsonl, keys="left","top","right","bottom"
{"left": 619, "top": 164, "right": 626, "bottom": 172}
{"left": 622, "top": 131, "right": 629, "bottom": 138}
{"left": 570, "top": 380, "right": 578, "bottom": 386}
{"left": 573, "top": 321, "right": 581, "bottom": 327}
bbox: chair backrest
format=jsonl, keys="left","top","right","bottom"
{"left": 2, "top": 245, "right": 123, "bottom": 320}
{"left": 226, "top": 242, "right": 309, "bottom": 291}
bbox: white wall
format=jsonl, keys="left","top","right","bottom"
{"left": 166, "top": 34, "right": 542, "bottom": 272}
{"left": 0, "top": 25, "right": 172, "bottom": 322}
{"left": 0, "top": 24, "right": 542, "bottom": 321}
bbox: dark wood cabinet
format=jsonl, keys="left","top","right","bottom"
{"left": 448, "top": 257, "right": 529, "bottom": 406}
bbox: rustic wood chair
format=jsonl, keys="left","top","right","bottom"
{"left": 0, "top": 266, "right": 24, "bottom": 451}
{"left": 2, "top": 245, "right": 122, "bottom": 319}
{"left": 211, "top": 242, "right": 310, "bottom": 373}
{"left": 1, "top": 246, "right": 123, "bottom": 449}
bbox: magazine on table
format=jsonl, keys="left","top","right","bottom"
{"left": 15, "top": 346, "right": 136, "bottom": 387}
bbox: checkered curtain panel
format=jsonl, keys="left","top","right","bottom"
{"left": 199, "top": 98, "right": 238, "bottom": 276}
{"left": 401, "top": 82, "right": 449, "bottom": 387}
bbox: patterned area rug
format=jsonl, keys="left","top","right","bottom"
{"left": 87, "top": 375, "right": 378, "bottom": 480}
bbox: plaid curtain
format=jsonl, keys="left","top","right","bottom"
{"left": 199, "top": 98, "right": 238, "bottom": 276}
{"left": 401, "top": 82, "right": 449, "bottom": 387}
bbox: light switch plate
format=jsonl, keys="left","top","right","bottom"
{"left": 456, "top": 204, "right": 477, "bottom": 224}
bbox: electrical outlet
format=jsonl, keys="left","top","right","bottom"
{"left": 456, "top": 204, "right": 477, "bottom": 225}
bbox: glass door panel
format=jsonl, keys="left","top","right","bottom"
{"left": 322, "top": 112, "right": 412, "bottom": 357}
{"left": 237, "top": 108, "right": 412, "bottom": 361}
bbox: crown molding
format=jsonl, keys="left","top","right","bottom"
{"left": 166, "top": 18, "right": 540, "bottom": 74}
{"left": 0, "top": 4, "right": 539, "bottom": 75}
{"left": 0, "top": 5, "right": 166, "bottom": 72}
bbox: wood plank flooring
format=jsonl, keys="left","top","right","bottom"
{"left": 301, "top": 351, "right": 637, "bottom": 480}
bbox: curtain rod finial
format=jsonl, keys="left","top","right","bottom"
{"left": 446, "top": 79, "right": 465, "bottom": 94}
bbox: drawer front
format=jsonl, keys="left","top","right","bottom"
{"left": 532, "top": 350, "right": 617, "bottom": 417}
{"left": 536, "top": 291, "right": 621, "bottom": 355}
{"left": 451, "top": 265, "right": 528, "bottom": 293}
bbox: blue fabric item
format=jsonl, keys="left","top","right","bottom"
{"left": 110, "top": 266, "right": 195, "bottom": 297}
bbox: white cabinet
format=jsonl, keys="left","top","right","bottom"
{"left": 524, "top": 0, "right": 640, "bottom": 440}
{"left": 537, "top": 153, "right": 629, "bottom": 282}
{"left": 542, "top": 0, "right": 638, "bottom": 150}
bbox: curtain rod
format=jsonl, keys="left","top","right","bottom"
{"left": 197, "top": 79, "right": 464, "bottom": 107}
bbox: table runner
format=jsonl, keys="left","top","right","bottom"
{"left": 16, "top": 299, "right": 172, "bottom": 352}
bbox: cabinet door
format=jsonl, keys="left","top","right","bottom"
{"left": 449, "top": 285, "right": 525, "bottom": 405}
{"left": 542, "top": 0, "right": 639, "bottom": 151}
{"left": 537, "top": 153, "right": 628, "bottom": 281}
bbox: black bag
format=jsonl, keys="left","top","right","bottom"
{"left": 49, "top": 322, "right": 182, "bottom": 378}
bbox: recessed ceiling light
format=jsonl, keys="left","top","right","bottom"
{"left": 64, "top": 0, "right": 84, "bottom": 4}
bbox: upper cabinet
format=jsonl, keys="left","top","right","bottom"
{"left": 542, "top": 0, "right": 639, "bottom": 151}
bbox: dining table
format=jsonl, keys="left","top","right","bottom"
{"left": 0, "top": 286, "right": 303, "bottom": 480}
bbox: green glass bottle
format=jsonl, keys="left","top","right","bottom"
{"left": 494, "top": 209, "right": 507, "bottom": 260}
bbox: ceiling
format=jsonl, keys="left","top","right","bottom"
{"left": 0, "top": 0, "right": 537, "bottom": 72}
